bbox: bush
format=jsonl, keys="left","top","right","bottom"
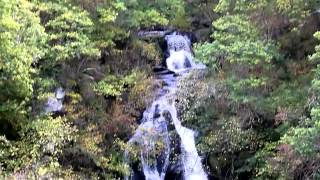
{"left": 92, "top": 69, "right": 144, "bottom": 97}
{"left": 0, "top": 116, "right": 75, "bottom": 177}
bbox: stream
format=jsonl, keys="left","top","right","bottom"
{"left": 125, "top": 32, "right": 207, "bottom": 180}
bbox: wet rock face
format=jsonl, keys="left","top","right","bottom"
{"left": 164, "top": 33, "right": 192, "bottom": 72}
{"left": 138, "top": 30, "right": 171, "bottom": 39}
{"left": 154, "top": 104, "right": 161, "bottom": 118}
{"left": 165, "top": 34, "right": 191, "bottom": 52}
{"left": 164, "top": 167, "right": 183, "bottom": 180}
{"left": 184, "top": 58, "right": 192, "bottom": 68}
{"left": 55, "top": 87, "right": 65, "bottom": 99}
{"left": 45, "top": 88, "right": 65, "bottom": 114}
{"left": 194, "top": 28, "right": 211, "bottom": 42}
{"left": 125, "top": 32, "right": 208, "bottom": 180}
{"left": 161, "top": 31, "right": 197, "bottom": 61}
{"left": 45, "top": 97, "right": 63, "bottom": 113}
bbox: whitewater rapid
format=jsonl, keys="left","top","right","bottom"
{"left": 125, "top": 32, "right": 207, "bottom": 180}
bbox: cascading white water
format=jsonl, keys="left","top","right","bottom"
{"left": 168, "top": 104, "right": 208, "bottom": 180}
{"left": 165, "top": 33, "right": 205, "bottom": 73}
{"left": 126, "top": 99, "right": 171, "bottom": 180}
{"left": 125, "top": 32, "right": 207, "bottom": 180}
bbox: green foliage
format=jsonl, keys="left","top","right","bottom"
{"left": 310, "top": 32, "right": 320, "bottom": 62}
{"left": 280, "top": 31, "right": 320, "bottom": 157}
{"left": 214, "top": 0, "right": 267, "bottom": 14}
{"left": 93, "top": 69, "right": 143, "bottom": 97}
{"left": 93, "top": 75, "right": 126, "bottom": 97}
{"left": 196, "top": 14, "right": 278, "bottom": 105}
{"left": 194, "top": 42, "right": 218, "bottom": 70}
{"left": 261, "top": 81, "right": 308, "bottom": 111}
{"left": 192, "top": 1, "right": 319, "bottom": 179}
{"left": 197, "top": 117, "right": 260, "bottom": 178}
{"left": 199, "top": 117, "right": 258, "bottom": 154}
{"left": 23, "top": 116, "right": 75, "bottom": 155}
{"left": 0, "top": 0, "right": 318, "bottom": 179}
{"left": 133, "top": 40, "right": 162, "bottom": 64}
{"left": 117, "top": 0, "right": 186, "bottom": 29}
{"left": 281, "top": 116, "right": 320, "bottom": 156}
{"left": 275, "top": 0, "right": 319, "bottom": 20}
{"left": 176, "top": 70, "right": 216, "bottom": 129}
{"left": 253, "top": 30, "right": 320, "bottom": 179}
{"left": 214, "top": 0, "right": 318, "bottom": 21}
{"left": 197, "top": 14, "right": 277, "bottom": 66}
{"left": 308, "top": 32, "right": 320, "bottom": 106}
{"left": 0, "top": 0, "right": 46, "bottom": 133}
{"left": 0, "top": 116, "right": 74, "bottom": 173}
{"left": 94, "top": 0, "right": 127, "bottom": 48}
{"left": 310, "top": 34, "right": 320, "bottom": 110}
{"left": 39, "top": 1, "right": 100, "bottom": 64}
{"left": 97, "top": 2, "right": 125, "bottom": 23}
{"left": 254, "top": 110, "right": 320, "bottom": 179}
{"left": 253, "top": 142, "right": 280, "bottom": 179}
{"left": 34, "top": 77, "right": 58, "bottom": 99}
{"left": 131, "top": 9, "right": 169, "bottom": 28}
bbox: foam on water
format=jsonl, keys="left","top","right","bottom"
{"left": 125, "top": 32, "right": 207, "bottom": 180}
{"left": 168, "top": 104, "right": 208, "bottom": 180}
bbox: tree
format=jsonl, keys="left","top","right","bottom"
{"left": 193, "top": 1, "right": 319, "bottom": 178}
{"left": 0, "top": 0, "right": 46, "bottom": 137}
{"left": 254, "top": 30, "right": 320, "bottom": 180}
{"left": 195, "top": 13, "right": 278, "bottom": 107}
{"left": 116, "top": 0, "right": 187, "bottom": 29}
{"left": 38, "top": 0, "right": 100, "bottom": 66}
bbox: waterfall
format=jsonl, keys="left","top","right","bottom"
{"left": 125, "top": 32, "right": 207, "bottom": 180}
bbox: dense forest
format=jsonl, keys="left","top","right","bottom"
{"left": 1, "top": 0, "right": 320, "bottom": 179}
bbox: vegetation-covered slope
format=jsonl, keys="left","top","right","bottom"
{"left": 0, "top": 0, "right": 320, "bottom": 179}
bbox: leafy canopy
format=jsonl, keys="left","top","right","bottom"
{"left": 39, "top": 1, "right": 100, "bottom": 64}
{"left": 0, "top": 0, "right": 46, "bottom": 132}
